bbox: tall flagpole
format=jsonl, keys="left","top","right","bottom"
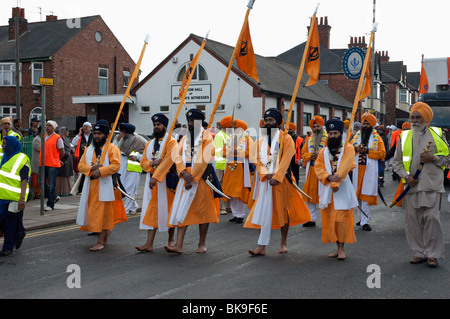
{"left": 99, "top": 34, "right": 149, "bottom": 164}
{"left": 160, "top": 31, "right": 209, "bottom": 157}
{"left": 207, "top": 0, "right": 255, "bottom": 129}
{"left": 279, "top": 4, "right": 319, "bottom": 159}
{"left": 345, "top": 24, "right": 377, "bottom": 146}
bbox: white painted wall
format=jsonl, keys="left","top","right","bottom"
{"left": 131, "top": 40, "right": 263, "bottom": 136}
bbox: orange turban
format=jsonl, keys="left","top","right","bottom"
{"left": 309, "top": 116, "right": 324, "bottom": 129}
{"left": 220, "top": 116, "right": 247, "bottom": 130}
{"left": 402, "top": 122, "right": 411, "bottom": 130}
{"left": 410, "top": 102, "right": 433, "bottom": 124}
{"left": 344, "top": 120, "right": 349, "bottom": 128}
{"left": 361, "top": 113, "right": 377, "bottom": 127}
{"left": 234, "top": 119, "right": 248, "bottom": 130}
{"left": 289, "top": 122, "right": 297, "bottom": 131}
{"left": 219, "top": 116, "right": 233, "bottom": 128}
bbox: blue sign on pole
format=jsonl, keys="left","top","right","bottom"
{"left": 342, "top": 47, "right": 366, "bottom": 80}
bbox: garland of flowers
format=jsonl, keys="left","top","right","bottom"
{"left": 351, "top": 129, "right": 379, "bottom": 151}
{"left": 308, "top": 131, "right": 328, "bottom": 153}
{"left": 227, "top": 135, "right": 248, "bottom": 171}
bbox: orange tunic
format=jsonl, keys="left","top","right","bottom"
{"left": 301, "top": 134, "right": 327, "bottom": 203}
{"left": 141, "top": 136, "right": 178, "bottom": 228}
{"left": 221, "top": 136, "right": 253, "bottom": 203}
{"left": 78, "top": 143, "right": 127, "bottom": 233}
{"left": 353, "top": 133, "right": 386, "bottom": 205}
{"left": 245, "top": 132, "right": 311, "bottom": 230}
{"left": 314, "top": 143, "right": 357, "bottom": 244}
{"left": 169, "top": 132, "right": 219, "bottom": 227}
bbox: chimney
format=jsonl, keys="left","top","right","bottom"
{"left": 46, "top": 14, "right": 58, "bottom": 21}
{"left": 8, "top": 7, "right": 28, "bottom": 41}
{"left": 379, "top": 50, "right": 390, "bottom": 62}
{"left": 307, "top": 16, "right": 331, "bottom": 49}
{"left": 348, "top": 36, "right": 367, "bottom": 50}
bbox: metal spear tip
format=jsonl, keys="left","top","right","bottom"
{"left": 371, "top": 22, "right": 379, "bottom": 32}
{"left": 247, "top": 0, "right": 255, "bottom": 9}
{"left": 314, "top": 3, "right": 320, "bottom": 14}
{"left": 144, "top": 34, "right": 150, "bottom": 44}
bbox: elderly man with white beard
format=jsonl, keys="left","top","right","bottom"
{"left": 392, "top": 102, "right": 450, "bottom": 268}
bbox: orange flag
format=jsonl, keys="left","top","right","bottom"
{"left": 236, "top": 20, "right": 259, "bottom": 82}
{"left": 359, "top": 48, "right": 372, "bottom": 101}
{"left": 305, "top": 15, "right": 320, "bottom": 86}
{"left": 419, "top": 61, "right": 429, "bottom": 95}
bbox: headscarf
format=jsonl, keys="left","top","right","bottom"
{"left": 119, "top": 122, "right": 136, "bottom": 134}
{"left": 402, "top": 122, "right": 411, "bottom": 130}
{"left": 410, "top": 102, "right": 433, "bottom": 124}
{"left": 1, "top": 136, "right": 22, "bottom": 168}
{"left": 151, "top": 113, "right": 169, "bottom": 128}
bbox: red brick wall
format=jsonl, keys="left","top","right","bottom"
{"left": 0, "top": 16, "right": 136, "bottom": 129}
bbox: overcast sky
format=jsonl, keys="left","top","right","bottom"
{"left": 3, "top": 0, "right": 448, "bottom": 77}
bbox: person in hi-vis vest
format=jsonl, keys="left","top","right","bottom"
{"left": 0, "top": 136, "right": 30, "bottom": 256}
{"left": 39, "top": 120, "right": 64, "bottom": 211}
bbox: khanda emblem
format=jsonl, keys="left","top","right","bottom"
{"left": 239, "top": 40, "right": 248, "bottom": 57}
{"left": 308, "top": 46, "right": 319, "bottom": 62}
{"left": 185, "top": 66, "right": 194, "bottom": 80}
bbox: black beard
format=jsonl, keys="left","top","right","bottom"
{"left": 153, "top": 128, "right": 166, "bottom": 139}
{"left": 93, "top": 136, "right": 107, "bottom": 148}
{"left": 360, "top": 127, "right": 372, "bottom": 146}
{"left": 328, "top": 135, "right": 342, "bottom": 153}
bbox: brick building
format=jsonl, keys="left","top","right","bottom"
{"left": 276, "top": 16, "right": 417, "bottom": 127}
{"left": 0, "top": 7, "right": 136, "bottom": 132}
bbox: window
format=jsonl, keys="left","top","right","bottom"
{"left": 0, "top": 106, "right": 17, "bottom": 118}
{"left": 196, "top": 105, "right": 206, "bottom": 111}
{"left": 320, "top": 114, "right": 327, "bottom": 122}
{"left": 29, "top": 107, "right": 42, "bottom": 122}
{"left": 123, "top": 70, "right": 130, "bottom": 87}
{"left": 160, "top": 106, "right": 169, "bottom": 112}
{"left": 140, "top": 106, "right": 150, "bottom": 113}
{"left": 98, "top": 68, "right": 108, "bottom": 95}
{"left": 303, "top": 112, "right": 312, "bottom": 126}
{"left": 177, "top": 63, "right": 208, "bottom": 82}
{"left": 399, "top": 89, "right": 409, "bottom": 103}
{"left": 284, "top": 109, "right": 294, "bottom": 123}
{"left": 0, "top": 63, "right": 21, "bottom": 86}
{"left": 32, "top": 62, "right": 43, "bottom": 85}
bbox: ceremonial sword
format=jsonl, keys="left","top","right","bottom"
{"left": 389, "top": 140, "right": 433, "bottom": 208}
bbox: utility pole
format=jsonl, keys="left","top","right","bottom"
{"left": 14, "top": 11, "right": 21, "bottom": 119}
{"left": 370, "top": 0, "right": 376, "bottom": 113}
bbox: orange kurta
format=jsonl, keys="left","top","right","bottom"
{"left": 301, "top": 135, "right": 327, "bottom": 203}
{"left": 78, "top": 143, "right": 127, "bottom": 233}
{"left": 314, "top": 143, "right": 357, "bottom": 244}
{"left": 353, "top": 133, "right": 386, "bottom": 206}
{"left": 141, "top": 136, "right": 178, "bottom": 228}
{"left": 245, "top": 132, "right": 311, "bottom": 230}
{"left": 221, "top": 136, "right": 253, "bottom": 203}
{"left": 168, "top": 132, "right": 219, "bottom": 227}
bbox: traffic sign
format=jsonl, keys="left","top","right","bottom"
{"left": 39, "top": 78, "right": 54, "bottom": 86}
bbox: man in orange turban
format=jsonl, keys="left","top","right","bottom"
{"left": 351, "top": 113, "right": 386, "bottom": 231}
{"left": 301, "top": 115, "right": 327, "bottom": 227}
{"left": 391, "top": 101, "right": 450, "bottom": 267}
{"left": 221, "top": 117, "right": 253, "bottom": 224}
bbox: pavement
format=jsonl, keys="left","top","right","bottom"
{"left": 23, "top": 184, "right": 145, "bottom": 231}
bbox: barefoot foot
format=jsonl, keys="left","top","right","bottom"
{"left": 164, "top": 245, "right": 182, "bottom": 254}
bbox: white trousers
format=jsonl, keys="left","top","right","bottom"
{"left": 357, "top": 199, "right": 371, "bottom": 225}
{"left": 306, "top": 202, "right": 317, "bottom": 221}
{"left": 230, "top": 197, "right": 246, "bottom": 218}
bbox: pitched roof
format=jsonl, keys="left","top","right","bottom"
{"left": 135, "top": 34, "right": 352, "bottom": 109}
{"left": 0, "top": 16, "right": 99, "bottom": 62}
{"left": 275, "top": 42, "right": 345, "bottom": 74}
